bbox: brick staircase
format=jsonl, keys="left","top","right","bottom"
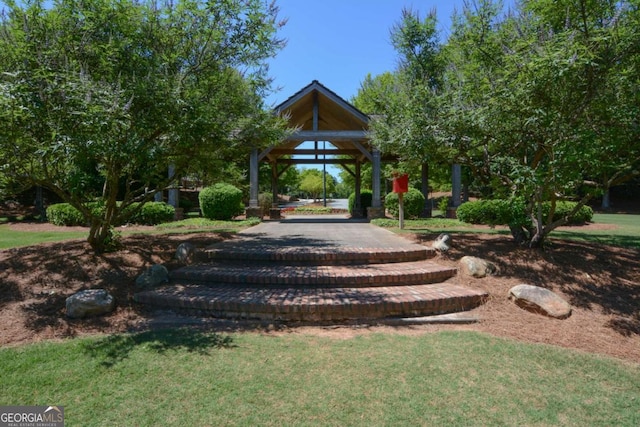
{"left": 134, "top": 239, "right": 488, "bottom": 322}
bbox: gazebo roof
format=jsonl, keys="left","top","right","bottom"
{"left": 264, "top": 80, "right": 376, "bottom": 165}
{"left": 274, "top": 80, "right": 369, "bottom": 132}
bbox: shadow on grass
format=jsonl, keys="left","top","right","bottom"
{"left": 82, "top": 328, "right": 235, "bottom": 367}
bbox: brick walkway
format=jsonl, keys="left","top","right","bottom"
{"left": 134, "top": 214, "right": 488, "bottom": 321}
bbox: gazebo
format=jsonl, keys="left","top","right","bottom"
{"left": 246, "top": 80, "right": 389, "bottom": 218}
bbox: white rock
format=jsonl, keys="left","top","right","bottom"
{"left": 135, "top": 264, "right": 169, "bottom": 291}
{"left": 432, "top": 233, "right": 452, "bottom": 252}
{"left": 66, "top": 289, "right": 115, "bottom": 319}
{"left": 509, "top": 284, "right": 572, "bottom": 319}
{"left": 459, "top": 256, "right": 497, "bottom": 278}
{"left": 175, "top": 242, "right": 197, "bottom": 265}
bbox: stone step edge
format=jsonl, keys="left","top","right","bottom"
{"left": 134, "top": 284, "right": 488, "bottom": 322}
{"left": 205, "top": 247, "right": 435, "bottom": 265}
{"left": 169, "top": 264, "right": 458, "bottom": 288}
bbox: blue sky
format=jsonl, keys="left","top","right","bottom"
{"left": 265, "top": 0, "right": 478, "bottom": 107}
{"left": 264, "top": 0, "right": 481, "bottom": 178}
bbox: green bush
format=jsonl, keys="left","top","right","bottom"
{"left": 258, "top": 192, "right": 273, "bottom": 217}
{"left": 128, "top": 202, "right": 175, "bottom": 225}
{"left": 348, "top": 190, "right": 373, "bottom": 216}
{"left": 46, "top": 203, "right": 86, "bottom": 226}
{"left": 384, "top": 188, "right": 426, "bottom": 219}
{"left": 457, "top": 199, "right": 593, "bottom": 226}
{"left": 199, "top": 183, "right": 245, "bottom": 220}
{"left": 47, "top": 201, "right": 175, "bottom": 226}
{"left": 552, "top": 201, "right": 593, "bottom": 224}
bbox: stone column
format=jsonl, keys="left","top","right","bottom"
{"left": 354, "top": 161, "right": 362, "bottom": 217}
{"left": 452, "top": 163, "right": 462, "bottom": 207}
{"left": 167, "top": 163, "right": 179, "bottom": 208}
{"left": 421, "top": 162, "right": 432, "bottom": 218}
{"left": 246, "top": 148, "right": 262, "bottom": 218}
{"left": 448, "top": 163, "right": 462, "bottom": 219}
{"left": 367, "top": 148, "right": 385, "bottom": 219}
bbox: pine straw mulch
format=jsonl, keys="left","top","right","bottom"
{"left": 0, "top": 223, "right": 638, "bottom": 364}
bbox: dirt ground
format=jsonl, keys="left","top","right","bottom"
{"left": 1, "top": 220, "right": 639, "bottom": 364}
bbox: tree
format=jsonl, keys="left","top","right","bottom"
{"left": 379, "top": 1, "right": 639, "bottom": 247}
{"left": 439, "top": 0, "right": 640, "bottom": 247}
{"left": 0, "top": 0, "right": 287, "bottom": 252}
{"left": 355, "top": 9, "right": 448, "bottom": 217}
{"left": 298, "top": 168, "right": 336, "bottom": 201}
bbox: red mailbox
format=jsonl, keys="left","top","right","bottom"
{"left": 392, "top": 174, "right": 409, "bottom": 193}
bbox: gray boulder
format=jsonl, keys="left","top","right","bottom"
{"left": 432, "top": 234, "right": 452, "bottom": 252}
{"left": 135, "top": 264, "right": 169, "bottom": 291}
{"left": 459, "top": 256, "right": 497, "bottom": 278}
{"left": 175, "top": 242, "right": 197, "bottom": 265}
{"left": 509, "top": 284, "right": 572, "bottom": 319}
{"left": 66, "top": 289, "right": 115, "bottom": 319}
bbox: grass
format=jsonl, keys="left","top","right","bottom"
{"left": 373, "top": 213, "right": 640, "bottom": 248}
{"left": 0, "top": 218, "right": 260, "bottom": 250}
{"left": 0, "top": 329, "right": 638, "bottom": 426}
{"left": 0, "top": 224, "right": 88, "bottom": 250}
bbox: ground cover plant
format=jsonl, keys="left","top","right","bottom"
{"left": 0, "top": 330, "right": 638, "bottom": 426}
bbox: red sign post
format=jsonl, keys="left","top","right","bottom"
{"left": 392, "top": 174, "right": 409, "bottom": 229}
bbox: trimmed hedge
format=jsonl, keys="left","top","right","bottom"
{"left": 456, "top": 199, "right": 593, "bottom": 226}
{"left": 128, "top": 202, "right": 175, "bottom": 225}
{"left": 199, "top": 183, "right": 245, "bottom": 220}
{"left": 47, "top": 203, "right": 87, "bottom": 226}
{"left": 384, "top": 188, "right": 426, "bottom": 219}
{"left": 348, "top": 190, "right": 373, "bottom": 216}
{"left": 46, "top": 201, "right": 175, "bottom": 226}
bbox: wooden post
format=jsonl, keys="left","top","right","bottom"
{"left": 398, "top": 192, "right": 405, "bottom": 229}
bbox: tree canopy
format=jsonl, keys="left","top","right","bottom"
{"left": 0, "top": 0, "right": 288, "bottom": 252}
{"left": 361, "top": 0, "right": 640, "bottom": 247}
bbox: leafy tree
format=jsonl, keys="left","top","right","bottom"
{"left": 354, "top": 10, "right": 447, "bottom": 216}
{"left": 0, "top": 0, "right": 287, "bottom": 252}
{"left": 380, "top": 0, "right": 639, "bottom": 247}
{"left": 298, "top": 168, "right": 336, "bottom": 201}
{"left": 439, "top": 0, "right": 640, "bottom": 247}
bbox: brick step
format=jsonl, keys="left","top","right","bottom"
{"left": 134, "top": 283, "right": 489, "bottom": 322}
{"left": 205, "top": 245, "right": 435, "bottom": 265}
{"left": 170, "top": 260, "right": 457, "bottom": 288}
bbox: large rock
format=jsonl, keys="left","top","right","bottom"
{"left": 459, "top": 256, "right": 497, "bottom": 278}
{"left": 66, "top": 289, "right": 115, "bottom": 319}
{"left": 509, "top": 284, "right": 572, "bottom": 319}
{"left": 135, "top": 264, "right": 169, "bottom": 291}
{"left": 175, "top": 242, "right": 197, "bottom": 265}
{"left": 432, "top": 234, "right": 452, "bottom": 252}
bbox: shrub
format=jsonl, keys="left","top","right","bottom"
{"left": 457, "top": 199, "right": 593, "bottom": 226}
{"left": 258, "top": 192, "right": 273, "bottom": 217}
{"left": 199, "top": 183, "right": 245, "bottom": 220}
{"left": 550, "top": 201, "right": 593, "bottom": 224}
{"left": 348, "top": 190, "right": 373, "bottom": 216}
{"left": 46, "top": 203, "right": 86, "bottom": 226}
{"left": 128, "top": 202, "right": 175, "bottom": 225}
{"left": 384, "top": 188, "right": 426, "bottom": 219}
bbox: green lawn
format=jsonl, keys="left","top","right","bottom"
{"left": 0, "top": 330, "right": 638, "bottom": 426}
{"left": 0, "top": 224, "right": 87, "bottom": 249}
{"left": 0, "top": 218, "right": 260, "bottom": 250}
{"left": 373, "top": 213, "right": 640, "bottom": 248}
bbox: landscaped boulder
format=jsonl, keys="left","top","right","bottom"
{"left": 432, "top": 233, "right": 452, "bottom": 252}
{"left": 66, "top": 289, "right": 115, "bottom": 319}
{"left": 135, "top": 264, "right": 169, "bottom": 291}
{"left": 459, "top": 256, "right": 497, "bottom": 278}
{"left": 509, "top": 284, "right": 572, "bottom": 319}
{"left": 175, "top": 242, "right": 197, "bottom": 265}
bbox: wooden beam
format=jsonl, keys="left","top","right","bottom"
{"left": 269, "top": 148, "right": 362, "bottom": 156}
{"left": 285, "top": 130, "right": 367, "bottom": 141}
{"left": 278, "top": 158, "right": 356, "bottom": 165}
